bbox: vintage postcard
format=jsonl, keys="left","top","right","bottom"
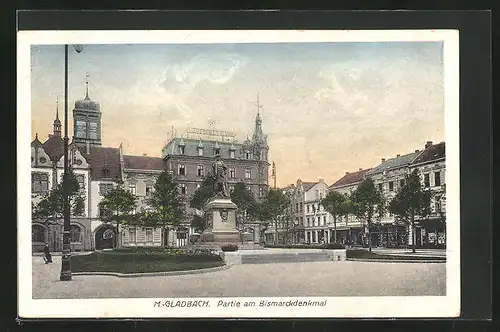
{"left": 18, "top": 29, "right": 460, "bottom": 318}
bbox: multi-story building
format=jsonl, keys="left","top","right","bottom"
{"left": 329, "top": 168, "right": 371, "bottom": 245}
{"left": 161, "top": 111, "right": 270, "bottom": 244}
{"left": 364, "top": 150, "right": 422, "bottom": 247}
{"left": 31, "top": 103, "right": 92, "bottom": 252}
{"left": 302, "top": 179, "right": 331, "bottom": 244}
{"left": 408, "top": 141, "right": 446, "bottom": 245}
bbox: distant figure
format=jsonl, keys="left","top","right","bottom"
{"left": 43, "top": 243, "right": 52, "bottom": 264}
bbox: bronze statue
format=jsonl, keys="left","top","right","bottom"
{"left": 212, "top": 154, "right": 229, "bottom": 198}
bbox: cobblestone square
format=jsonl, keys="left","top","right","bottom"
{"left": 32, "top": 255, "right": 446, "bottom": 299}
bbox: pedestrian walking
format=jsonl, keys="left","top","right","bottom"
{"left": 43, "top": 243, "right": 52, "bottom": 264}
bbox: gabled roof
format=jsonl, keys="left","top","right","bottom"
{"left": 84, "top": 147, "right": 121, "bottom": 181}
{"left": 365, "top": 151, "right": 420, "bottom": 176}
{"left": 123, "top": 155, "right": 165, "bottom": 171}
{"left": 42, "top": 135, "right": 64, "bottom": 162}
{"left": 301, "top": 182, "right": 317, "bottom": 191}
{"left": 411, "top": 142, "right": 445, "bottom": 165}
{"left": 31, "top": 134, "right": 43, "bottom": 148}
{"left": 330, "top": 168, "right": 371, "bottom": 189}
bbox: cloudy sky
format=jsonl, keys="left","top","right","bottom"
{"left": 30, "top": 42, "right": 444, "bottom": 187}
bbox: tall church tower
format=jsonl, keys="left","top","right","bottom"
{"left": 73, "top": 74, "right": 102, "bottom": 147}
{"left": 251, "top": 93, "right": 270, "bottom": 193}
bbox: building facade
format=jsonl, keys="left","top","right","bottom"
{"left": 161, "top": 112, "right": 270, "bottom": 243}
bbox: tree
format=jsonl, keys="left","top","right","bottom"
{"left": 230, "top": 182, "right": 258, "bottom": 231}
{"left": 190, "top": 175, "right": 216, "bottom": 211}
{"left": 32, "top": 167, "right": 85, "bottom": 225}
{"left": 190, "top": 214, "right": 206, "bottom": 233}
{"left": 98, "top": 180, "right": 138, "bottom": 248}
{"left": 350, "top": 178, "right": 386, "bottom": 252}
{"left": 145, "top": 170, "right": 185, "bottom": 247}
{"left": 321, "top": 191, "right": 352, "bottom": 243}
{"left": 389, "top": 169, "right": 432, "bottom": 253}
{"left": 258, "top": 188, "right": 291, "bottom": 244}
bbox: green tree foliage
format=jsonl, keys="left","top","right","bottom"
{"left": 190, "top": 175, "right": 216, "bottom": 210}
{"left": 144, "top": 170, "right": 185, "bottom": 246}
{"left": 321, "top": 191, "right": 352, "bottom": 243}
{"left": 389, "top": 169, "right": 432, "bottom": 252}
{"left": 230, "top": 182, "right": 258, "bottom": 229}
{"left": 190, "top": 214, "right": 207, "bottom": 233}
{"left": 258, "top": 188, "right": 291, "bottom": 244}
{"left": 99, "top": 180, "right": 138, "bottom": 247}
{"left": 32, "top": 168, "right": 85, "bottom": 224}
{"left": 350, "top": 178, "right": 386, "bottom": 252}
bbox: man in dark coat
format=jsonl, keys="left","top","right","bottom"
{"left": 43, "top": 243, "right": 52, "bottom": 264}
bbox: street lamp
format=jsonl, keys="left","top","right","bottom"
{"left": 60, "top": 44, "right": 83, "bottom": 281}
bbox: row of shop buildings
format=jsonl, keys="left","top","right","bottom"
{"left": 264, "top": 140, "right": 446, "bottom": 248}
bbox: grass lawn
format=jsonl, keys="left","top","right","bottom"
{"left": 71, "top": 249, "right": 225, "bottom": 274}
{"left": 346, "top": 249, "right": 446, "bottom": 261}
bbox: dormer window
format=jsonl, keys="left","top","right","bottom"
{"left": 198, "top": 147, "right": 204, "bottom": 156}
{"left": 179, "top": 146, "right": 185, "bottom": 155}
{"left": 214, "top": 148, "right": 220, "bottom": 156}
{"left": 245, "top": 151, "right": 250, "bottom": 160}
{"left": 230, "top": 150, "right": 235, "bottom": 159}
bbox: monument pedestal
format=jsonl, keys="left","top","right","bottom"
{"left": 199, "top": 198, "right": 240, "bottom": 244}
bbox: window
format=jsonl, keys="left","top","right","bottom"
{"left": 177, "top": 231, "right": 187, "bottom": 240}
{"left": 179, "top": 146, "right": 185, "bottom": 155}
{"left": 198, "top": 147, "right": 204, "bottom": 156}
{"left": 307, "top": 205, "right": 310, "bottom": 213}
{"left": 197, "top": 165, "right": 204, "bottom": 177}
{"left": 389, "top": 181, "right": 394, "bottom": 191}
{"left": 32, "top": 225, "right": 45, "bottom": 243}
{"left": 129, "top": 184, "right": 136, "bottom": 195}
{"left": 300, "top": 216, "right": 303, "bottom": 225}
{"left": 99, "top": 183, "right": 113, "bottom": 196}
{"left": 31, "top": 172, "right": 49, "bottom": 193}
{"left": 178, "top": 164, "right": 186, "bottom": 176}
{"left": 229, "top": 185, "right": 235, "bottom": 192}
{"left": 245, "top": 151, "right": 250, "bottom": 159}
{"left": 378, "top": 183, "right": 383, "bottom": 192}
{"left": 399, "top": 179, "right": 405, "bottom": 188}
{"left": 434, "top": 171, "right": 441, "bottom": 186}
{"left": 180, "top": 183, "right": 187, "bottom": 195}
{"left": 213, "top": 148, "right": 220, "bottom": 156}
{"left": 307, "top": 217, "right": 310, "bottom": 226}
{"left": 312, "top": 232, "right": 316, "bottom": 242}
{"left": 146, "top": 228, "right": 153, "bottom": 242}
{"left": 295, "top": 203, "right": 299, "bottom": 212}
{"left": 230, "top": 150, "right": 235, "bottom": 159}
{"left": 196, "top": 183, "right": 201, "bottom": 189}
{"left": 245, "top": 168, "right": 251, "bottom": 179}
{"left": 435, "top": 197, "right": 442, "bottom": 213}
{"left": 129, "top": 228, "right": 136, "bottom": 243}
{"left": 70, "top": 225, "right": 81, "bottom": 243}
{"left": 39, "top": 157, "right": 47, "bottom": 163}
{"left": 76, "top": 174, "right": 85, "bottom": 192}
{"left": 145, "top": 186, "right": 152, "bottom": 196}
{"left": 318, "top": 216, "right": 321, "bottom": 224}
{"left": 424, "top": 174, "right": 430, "bottom": 187}
{"left": 323, "top": 216, "right": 327, "bottom": 224}
{"left": 300, "top": 202, "right": 303, "bottom": 212}
{"left": 259, "top": 186, "right": 264, "bottom": 198}
{"left": 229, "top": 167, "right": 235, "bottom": 178}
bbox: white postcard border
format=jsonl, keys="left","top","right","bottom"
{"left": 17, "top": 29, "right": 460, "bottom": 318}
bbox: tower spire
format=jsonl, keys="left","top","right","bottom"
{"left": 52, "top": 97, "right": 62, "bottom": 137}
{"left": 85, "top": 72, "right": 90, "bottom": 100}
{"left": 55, "top": 96, "right": 60, "bottom": 120}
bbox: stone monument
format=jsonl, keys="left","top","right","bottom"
{"left": 199, "top": 154, "right": 241, "bottom": 244}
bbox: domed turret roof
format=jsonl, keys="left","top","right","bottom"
{"left": 75, "top": 92, "right": 101, "bottom": 112}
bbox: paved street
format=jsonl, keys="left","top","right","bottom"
{"left": 33, "top": 255, "right": 445, "bottom": 299}
{"left": 370, "top": 248, "right": 446, "bottom": 258}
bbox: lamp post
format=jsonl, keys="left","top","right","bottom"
{"left": 60, "top": 44, "right": 83, "bottom": 281}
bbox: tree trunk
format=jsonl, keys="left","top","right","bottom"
{"left": 333, "top": 215, "right": 337, "bottom": 244}
{"left": 274, "top": 219, "right": 278, "bottom": 245}
{"left": 116, "top": 220, "right": 120, "bottom": 248}
{"left": 367, "top": 220, "right": 372, "bottom": 252}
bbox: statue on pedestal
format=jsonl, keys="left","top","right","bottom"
{"left": 212, "top": 154, "right": 229, "bottom": 198}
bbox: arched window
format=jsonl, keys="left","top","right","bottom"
{"left": 32, "top": 224, "right": 45, "bottom": 243}
{"left": 70, "top": 225, "right": 82, "bottom": 243}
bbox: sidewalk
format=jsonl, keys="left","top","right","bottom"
{"left": 32, "top": 251, "right": 93, "bottom": 257}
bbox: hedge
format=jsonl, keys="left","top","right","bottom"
{"left": 265, "top": 243, "right": 345, "bottom": 250}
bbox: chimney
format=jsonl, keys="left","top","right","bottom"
{"left": 381, "top": 158, "right": 386, "bottom": 163}
{"left": 415, "top": 149, "right": 420, "bottom": 153}
{"left": 396, "top": 154, "right": 400, "bottom": 157}
{"left": 359, "top": 168, "right": 362, "bottom": 171}
{"left": 425, "top": 141, "right": 433, "bottom": 149}
{"left": 143, "top": 153, "right": 147, "bottom": 157}
{"left": 345, "top": 172, "right": 350, "bottom": 175}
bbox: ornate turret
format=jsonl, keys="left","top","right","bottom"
{"left": 53, "top": 99, "right": 61, "bottom": 137}
{"left": 73, "top": 73, "right": 102, "bottom": 147}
